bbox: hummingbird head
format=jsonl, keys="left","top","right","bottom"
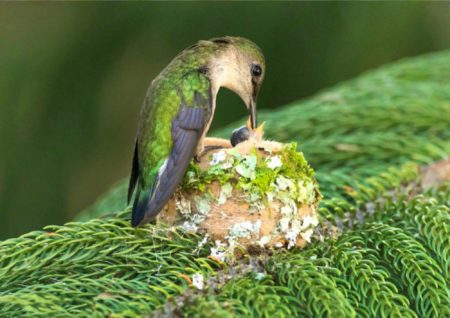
{"left": 207, "top": 36, "right": 265, "bottom": 129}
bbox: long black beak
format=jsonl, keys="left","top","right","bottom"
{"left": 249, "top": 98, "right": 257, "bottom": 129}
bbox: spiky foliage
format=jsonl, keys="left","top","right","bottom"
{"left": 1, "top": 51, "right": 450, "bottom": 317}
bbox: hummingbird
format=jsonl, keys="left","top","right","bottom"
{"left": 128, "top": 36, "right": 265, "bottom": 227}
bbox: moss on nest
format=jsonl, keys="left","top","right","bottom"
{"left": 182, "top": 142, "right": 319, "bottom": 207}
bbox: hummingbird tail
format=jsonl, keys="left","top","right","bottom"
{"left": 128, "top": 140, "right": 140, "bottom": 205}
{"left": 131, "top": 187, "right": 152, "bottom": 227}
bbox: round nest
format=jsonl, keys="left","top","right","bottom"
{"left": 157, "top": 127, "right": 321, "bottom": 258}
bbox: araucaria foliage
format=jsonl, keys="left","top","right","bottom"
{"left": 1, "top": 51, "right": 450, "bottom": 317}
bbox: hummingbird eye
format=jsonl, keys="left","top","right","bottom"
{"left": 251, "top": 64, "right": 262, "bottom": 77}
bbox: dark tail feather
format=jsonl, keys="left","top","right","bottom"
{"left": 131, "top": 188, "right": 151, "bottom": 227}
{"left": 128, "top": 140, "right": 140, "bottom": 205}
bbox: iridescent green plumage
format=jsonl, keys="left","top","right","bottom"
{"left": 128, "top": 36, "right": 265, "bottom": 226}
{"left": 139, "top": 71, "right": 211, "bottom": 183}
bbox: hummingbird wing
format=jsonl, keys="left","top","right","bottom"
{"left": 131, "top": 103, "right": 207, "bottom": 226}
{"left": 130, "top": 73, "right": 212, "bottom": 227}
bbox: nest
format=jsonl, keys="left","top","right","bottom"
{"left": 157, "top": 125, "right": 321, "bottom": 258}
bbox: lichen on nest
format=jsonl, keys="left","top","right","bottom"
{"left": 158, "top": 131, "right": 321, "bottom": 259}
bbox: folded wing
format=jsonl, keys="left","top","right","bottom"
{"left": 131, "top": 92, "right": 210, "bottom": 226}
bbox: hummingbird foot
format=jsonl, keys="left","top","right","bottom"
{"left": 195, "top": 137, "right": 232, "bottom": 162}
{"left": 202, "top": 137, "right": 232, "bottom": 149}
{"left": 204, "top": 145, "right": 226, "bottom": 151}
{"left": 195, "top": 145, "right": 226, "bottom": 162}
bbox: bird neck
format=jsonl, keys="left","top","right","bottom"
{"left": 208, "top": 49, "right": 248, "bottom": 102}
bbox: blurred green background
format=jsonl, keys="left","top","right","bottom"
{"left": 0, "top": 3, "right": 449, "bottom": 239}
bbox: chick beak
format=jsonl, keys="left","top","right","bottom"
{"left": 248, "top": 98, "right": 257, "bottom": 129}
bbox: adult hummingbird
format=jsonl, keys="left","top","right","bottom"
{"left": 128, "top": 36, "right": 265, "bottom": 227}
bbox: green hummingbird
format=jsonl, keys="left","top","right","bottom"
{"left": 128, "top": 36, "right": 265, "bottom": 227}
